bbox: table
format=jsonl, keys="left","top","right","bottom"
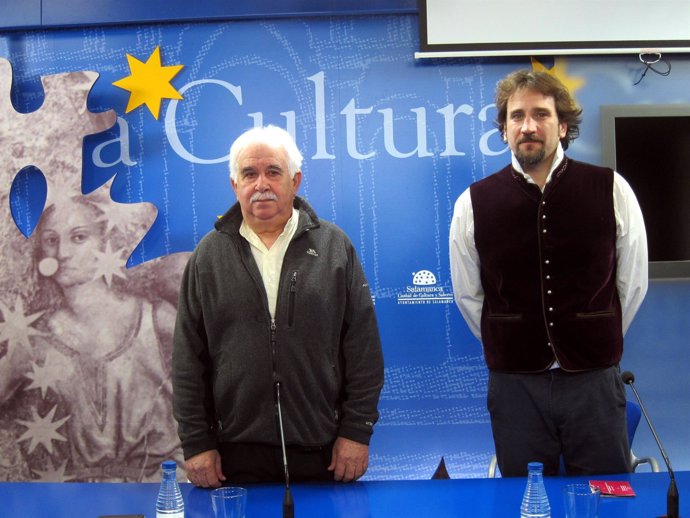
{"left": 2, "top": 471, "right": 688, "bottom": 517}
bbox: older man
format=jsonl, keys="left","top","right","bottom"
{"left": 450, "top": 70, "right": 648, "bottom": 477}
{"left": 173, "top": 125, "right": 383, "bottom": 486}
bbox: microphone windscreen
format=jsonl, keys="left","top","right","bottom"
{"left": 621, "top": 370, "right": 635, "bottom": 384}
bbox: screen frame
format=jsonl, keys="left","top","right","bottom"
{"left": 601, "top": 103, "right": 690, "bottom": 280}
{"left": 417, "top": 0, "right": 690, "bottom": 58}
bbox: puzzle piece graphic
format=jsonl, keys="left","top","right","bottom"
{"left": 0, "top": 57, "right": 147, "bottom": 299}
{"left": 0, "top": 56, "right": 188, "bottom": 481}
{"left": 0, "top": 57, "right": 117, "bottom": 207}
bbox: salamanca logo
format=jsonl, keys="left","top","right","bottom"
{"left": 397, "top": 270, "right": 454, "bottom": 305}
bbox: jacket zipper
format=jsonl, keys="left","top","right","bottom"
{"left": 271, "top": 271, "right": 297, "bottom": 380}
{"left": 288, "top": 271, "right": 297, "bottom": 327}
{"left": 270, "top": 319, "right": 278, "bottom": 381}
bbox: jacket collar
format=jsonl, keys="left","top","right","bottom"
{"left": 214, "top": 195, "right": 320, "bottom": 236}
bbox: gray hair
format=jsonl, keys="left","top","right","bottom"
{"left": 228, "top": 125, "right": 303, "bottom": 182}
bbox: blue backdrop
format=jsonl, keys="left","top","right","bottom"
{"left": 1, "top": 14, "right": 689, "bottom": 479}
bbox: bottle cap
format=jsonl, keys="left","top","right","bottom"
{"left": 162, "top": 460, "right": 178, "bottom": 470}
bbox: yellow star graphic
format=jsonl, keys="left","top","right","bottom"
{"left": 531, "top": 57, "right": 586, "bottom": 96}
{"left": 112, "top": 46, "right": 184, "bottom": 120}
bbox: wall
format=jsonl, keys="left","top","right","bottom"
{"left": 0, "top": 7, "right": 688, "bottom": 481}
{"left": 0, "top": 0, "right": 416, "bottom": 29}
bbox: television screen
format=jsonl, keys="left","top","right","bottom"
{"left": 601, "top": 104, "right": 690, "bottom": 279}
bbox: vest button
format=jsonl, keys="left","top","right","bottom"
{"left": 545, "top": 259, "right": 550, "bottom": 264}
{"left": 542, "top": 229, "right": 547, "bottom": 233}
{"left": 547, "top": 290, "right": 552, "bottom": 295}
{"left": 549, "top": 322, "right": 554, "bottom": 327}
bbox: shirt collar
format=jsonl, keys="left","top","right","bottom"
{"left": 511, "top": 142, "right": 565, "bottom": 186}
{"left": 239, "top": 207, "right": 299, "bottom": 250}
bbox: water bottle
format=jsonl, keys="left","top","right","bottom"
{"left": 520, "top": 461, "right": 551, "bottom": 518}
{"left": 156, "top": 460, "right": 185, "bottom": 518}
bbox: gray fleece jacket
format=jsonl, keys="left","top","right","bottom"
{"left": 172, "top": 196, "right": 384, "bottom": 459}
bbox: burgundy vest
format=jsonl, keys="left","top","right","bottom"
{"left": 470, "top": 158, "right": 622, "bottom": 372}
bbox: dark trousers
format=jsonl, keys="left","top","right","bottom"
{"left": 218, "top": 442, "right": 334, "bottom": 484}
{"left": 488, "top": 366, "right": 630, "bottom": 477}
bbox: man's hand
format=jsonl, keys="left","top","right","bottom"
{"left": 328, "top": 437, "right": 369, "bottom": 482}
{"left": 184, "top": 449, "right": 226, "bottom": 488}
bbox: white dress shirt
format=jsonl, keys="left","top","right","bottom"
{"left": 240, "top": 208, "right": 299, "bottom": 319}
{"left": 449, "top": 143, "right": 648, "bottom": 344}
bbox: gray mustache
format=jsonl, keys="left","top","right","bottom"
{"left": 250, "top": 191, "right": 278, "bottom": 202}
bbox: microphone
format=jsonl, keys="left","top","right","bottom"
{"left": 273, "top": 381, "right": 294, "bottom": 518}
{"left": 621, "top": 370, "right": 680, "bottom": 518}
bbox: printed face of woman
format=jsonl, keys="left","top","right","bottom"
{"left": 38, "top": 203, "right": 104, "bottom": 288}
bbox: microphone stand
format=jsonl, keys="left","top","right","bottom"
{"left": 622, "top": 371, "right": 680, "bottom": 518}
{"left": 274, "top": 381, "right": 295, "bottom": 518}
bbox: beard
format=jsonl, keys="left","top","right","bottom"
{"left": 515, "top": 147, "right": 546, "bottom": 168}
{"left": 514, "top": 136, "right": 546, "bottom": 168}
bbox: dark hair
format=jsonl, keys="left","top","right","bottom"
{"left": 495, "top": 69, "right": 582, "bottom": 150}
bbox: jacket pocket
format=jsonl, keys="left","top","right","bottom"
{"left": 486, "top": 313, "right": 522, "bottom": 321}
{"left": 575, "top": 310, "right": 615, "bottom": 318}
{"left": 288, "top": 271, "right": 297, "bottom": 327}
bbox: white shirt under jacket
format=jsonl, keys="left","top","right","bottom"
{"left": 449, "top": 143, "right": 649, "bottom": 345}
{"left": 240, "top": 208, "right": 299, "bottom": 319}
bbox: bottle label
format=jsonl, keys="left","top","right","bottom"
{"left": 156, "top": 512, "right": 184, "bottom": 518}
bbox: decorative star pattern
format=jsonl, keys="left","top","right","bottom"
{"left": 16, "top": 405, "right": 69, "bottom": 454}
{"left": 112, "top": 46, "right": 184, "bottom": 119}
{"left": 94, "top": 197, "right": 144, "bottom": 237}
{"left": 531, "top": 57, "right": 586, "bottom": 95}
{"left": 92, "top": 241, "right": 128, "bottom": 287}
{"left": 32, "top": 458, "right": 73, "bottom": 482}
{"left": 0, "top": 295, "right": 45, "bottom": 350}
{"left": 24, "top": 350, "right": 69, "bottom": 399}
